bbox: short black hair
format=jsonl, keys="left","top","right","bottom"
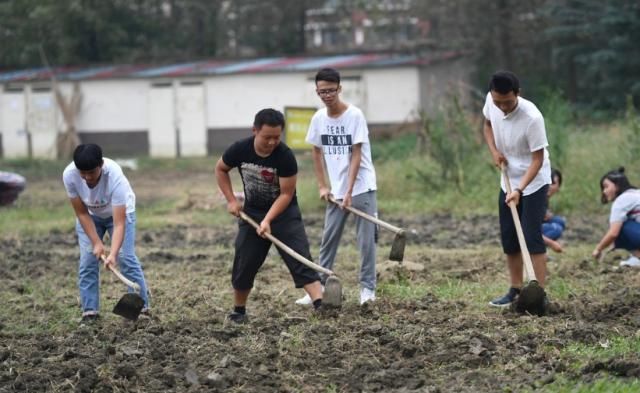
{"left": 315, "top": 68, "right": 341, "bottom": 85}
{"left": 551, "top": 168, "right": 562, "bottom": 186}
{"left": 253, "top": 108, "right": 285, "bottom": 130}
{"left": 600, "top": 166, "right": 635, "bottom": 204}
{"left": 489, "top": 71, "right": 520, "bottom": 94}
{"left": 73, "top": 144, "right": 103, "bottom": 171}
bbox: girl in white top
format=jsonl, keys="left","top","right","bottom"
{"left": 593, "top": 167, "right": 640, "bottom": 267}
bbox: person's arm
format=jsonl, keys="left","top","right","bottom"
{"left": 311, "top": 146, "right": 331, "bottom": 200}
{"left": 593, "top": 221, "right": 623, "bottom": 259}
{"left": 258, "top": 175, "right": 296, "bottom": 237}
{"left": 543, "top": 235, "right": 563, "bottom": 253}
{"left": 70, "top": 197, "right": 104, "bottom": 258}
{"left": 505, "top": 148, "right": 544, "bottom": 205}
{"left": 104, "top": 205, "right": 126, "bottom": 268}
{"left": 215, "top": 158, "right": 242, "bottom": 216}
{"left": 483, "top": 119, "right": 506, "bottom": 168}
{"left": 342, "top": 143, "right": 362, "bottom": 208}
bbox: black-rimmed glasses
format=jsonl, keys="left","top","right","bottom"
{"left": 316, "top": 88, "right": 339, "bottom": 96}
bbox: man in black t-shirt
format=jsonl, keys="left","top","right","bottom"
{"left": 215, "top": 108, "right": 324, "bottom": 323}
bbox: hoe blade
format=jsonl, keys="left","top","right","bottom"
{"left": 515, "top": 281, "right": 546, "bottom": 316}
{"left": 323, "top": 276, "right": 343, "bottom": 308}
{"left": 113, "top": 293, "right": 145, "bottom": 321}
{"left": 388, "top": 230, "right": 406, "bottom": 262}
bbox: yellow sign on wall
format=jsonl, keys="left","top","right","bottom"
{"left": 284, "top": 106, "right": 316, "bottom": 150}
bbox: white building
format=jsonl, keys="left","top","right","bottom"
{"left": 0, "top": 52, "right": 469, "bottom": 158}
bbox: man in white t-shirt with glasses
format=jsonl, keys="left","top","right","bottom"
{"left": 296, "top": 67, "right": 378, "bottom": 306}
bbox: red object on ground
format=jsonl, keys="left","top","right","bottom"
{"left": 0, "top": 172, "right": 26, "bottom": 206}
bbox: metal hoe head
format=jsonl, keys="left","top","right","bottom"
{"left": 113, "top": 293, "right": 145, "bottom": 321}
{"left": 389, "top": 230, "right": 406, "bottom": 262}
{"left": 323, "top": 275, "right": 343, "bottom": 308}
{"left": 515, "top": 281, "right": 546, "bottom": 316}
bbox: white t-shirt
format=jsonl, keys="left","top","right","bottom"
{"left": 306, "top": 105, "right": 377, "bottom": 199}
{"left": 483, "top": 92, "right": 551, "bottom": 195}
{"left": 610, "top": 189, "right": 640, "bottom": 223}
{"left": 63, "top": 158, "right": 136, "bottom": 218}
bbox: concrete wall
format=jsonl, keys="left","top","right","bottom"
{"left": 418, "top": 58, "right": 473, "bottom": 117}
{"left": 364, "top": 67, "right": 420, "bottom": 124}
{"left": 76, "top": 79, "right": 148, "bottom": 132}
{"left": 1, "top": 87, "right": 28, "bottom": 158}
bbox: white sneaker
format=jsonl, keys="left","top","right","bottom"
{"left": 295, "top": 286, "right": 324, "bottom": 305}
{"left": 360, "top": 287, "right": 376, "bottom": 305}
{"left": 620, "top": 255, "right": 640, "bottom": 267}
{"left": 295, "top": 293, "right": 312, "bottom": 305}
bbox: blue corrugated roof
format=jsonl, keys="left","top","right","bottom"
{"left": 0, "top": 52, "right": 460, "bottom": 83}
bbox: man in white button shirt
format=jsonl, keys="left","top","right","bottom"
{"left": 482, "top": 71, "right": 552, "bottom": 308}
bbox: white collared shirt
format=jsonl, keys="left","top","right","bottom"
{"left": 483, "top": 92, "right": 551, "bottom": 195}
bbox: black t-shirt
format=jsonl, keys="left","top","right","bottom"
{"left": 222, "top": 136, "right": 298, "bottom": 212}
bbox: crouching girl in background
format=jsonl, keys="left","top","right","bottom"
{"left": 593, "top": 167, "right": 640, "bottom": 267}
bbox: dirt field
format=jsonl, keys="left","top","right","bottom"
{"left": 2, "top": 170, "right": 640, "bottom": 392}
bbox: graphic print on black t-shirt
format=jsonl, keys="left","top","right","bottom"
{"left": 321, "top": 125, "right": 353, "bottom": 156}
{"left": 240, "top": 162, "right": 280, "bottom": 210}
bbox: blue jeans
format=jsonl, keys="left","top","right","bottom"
{"left": 542, "top": 216, "right": 565, "bottom": 240}
{"left": 615, "top": 220, "right": 640, "bottom": 251}
{"left": 76, "top": 212, "right": 150, "bottom": 314}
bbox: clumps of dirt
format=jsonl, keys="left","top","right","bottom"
{"left": 582, "top": 359, "right": 640, "bottom": 378}
{"left": 2, "top": 212, "right": 639, "bottom": 392}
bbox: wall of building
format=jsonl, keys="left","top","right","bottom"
{"left": 1, "top": 86, "right": 29, "bottom": 158}
{"left": 0, "top": 64, "right": 465, "bottom": 158}
{"left": 418, "top": 58, "right": 473, "bottom": 117}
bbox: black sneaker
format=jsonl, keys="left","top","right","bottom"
{"left": 489, "top": 287, "right": 520, "bottom": 307}
{"left": 80, "top": 314, "right": 100, "bottom": 325}
{"left": 227, "top": 311, "right": 248, "bottom": 324}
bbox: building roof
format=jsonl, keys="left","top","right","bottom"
{"left": 0, "top": 52, "right": 460, "bottom": 83}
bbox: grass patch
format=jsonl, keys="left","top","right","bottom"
{"left": 539, "top": 376, "right": 640, "bottom": 393}
{"left": 563, "top": 335, "right": 640, "bottom": 364}
{"left": 379, "top": 275, "right": 506, "bottom": 307}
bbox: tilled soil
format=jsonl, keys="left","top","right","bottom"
{"left": 2, "top": 214, "right": 640, "bottom": 392}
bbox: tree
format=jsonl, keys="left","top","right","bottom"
{"left": 545, "top": 0, "right": 640, "bottom": 110}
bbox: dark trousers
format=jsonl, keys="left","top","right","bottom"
{"left": 498, "top": 185, "right": 549, "bottom": 254}
{"left": 232, "top": 205, "right": 320, "bottom": 290}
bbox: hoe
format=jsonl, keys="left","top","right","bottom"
{"left": 502, "top": 165, "right": 546, "bottom": 316}
{"left": 327, "top": 195, "right": 406, "bottom": 262}
{"left": 239, "top": 211, "right": 342, "bottom": 308}
{"left": 101, "top": 255, "right": 145, "bottom": 320}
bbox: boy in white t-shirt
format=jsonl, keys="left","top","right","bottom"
{"left": 296, "top": 67, "right": 378, "bottom": 306}
{"left": 482, "top": 71, "right": 552, "bottom": 309}
{"left": 62, "top": 144, "right": 150, "bottom": 323}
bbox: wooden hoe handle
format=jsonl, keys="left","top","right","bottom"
{"left": 501, "top": 164, "right": 538, "bottom": 282}
{"left": 238, "top": 211, "right": 335, "bottom": 276}
{"left": 100, "top": 255, "right": 141, "bottom": 291}
{"left": 327, "top": 195, "right": 403, "bottom": 234}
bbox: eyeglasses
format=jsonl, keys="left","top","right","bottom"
{"left": 316, "top": 88, "right": 339, "bottom": 96}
